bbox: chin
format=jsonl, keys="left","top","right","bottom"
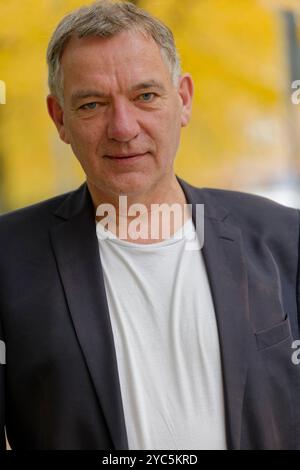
{"left": 105, "top": 173, "right": 154, "bottom": 197}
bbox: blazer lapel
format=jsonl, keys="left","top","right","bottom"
{"left": 179, "top": 179, "right": 251, "bottom": 450}
{"left": 50, "top": 184, "right": 129, "bottom": 450}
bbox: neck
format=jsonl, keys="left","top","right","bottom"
{"left": 88, "top": 175, "right": 191, "bottom": 244}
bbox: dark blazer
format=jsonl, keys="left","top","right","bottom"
{"left": 0, "top": 177, "right": 300, "bottom": 450}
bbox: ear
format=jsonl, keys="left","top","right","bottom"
{"left": 178, "top": 74, "right": 194, "bottom": 127}
{"left": 46, "top": 95, "right": 70, "bottom": 144}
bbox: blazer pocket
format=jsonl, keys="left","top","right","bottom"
{"left": 255, "top": 316, "right": 291, "bottom": 351}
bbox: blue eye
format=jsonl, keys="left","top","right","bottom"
{"left": 81, "top": 102, "right": 98, "bottom": 110}
{"left": 139, "top": 93, "right": 155, "bottom": 102}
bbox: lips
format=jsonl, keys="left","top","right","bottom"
{"left": 104, "top": 152, "right": 148, "bottom": 160}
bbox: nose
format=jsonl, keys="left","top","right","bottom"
{"left": 107, "top": 99, "right": 140, "bottom": 142}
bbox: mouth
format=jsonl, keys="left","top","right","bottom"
{"left": 104, "top": 152, "right": 148, "bottom": 161}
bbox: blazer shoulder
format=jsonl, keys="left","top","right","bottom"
{"left": 203, "top": 188, "right": 299, "bottom": 217}
{"left": 0, "top": 190, "right": 74, "bottom": 233}
{"left": 201, "top": 187, "right": 299, "bottom": 231}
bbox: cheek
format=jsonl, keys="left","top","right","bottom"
{"left": 162, "top": 112, "right": 182, "bottom": 146}
{"left": 68, "top": 120, "right": 100, "bottom": 151}
{"left": 147, "top": 108, "right": 180, "bottom": 140}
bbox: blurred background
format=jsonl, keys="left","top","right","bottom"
{"left": 1, "top": 0, "right": 300, "bottom": 212}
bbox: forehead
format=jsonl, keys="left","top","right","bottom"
{"left": 60, "top": 31, "right": 172, "bottom": 91}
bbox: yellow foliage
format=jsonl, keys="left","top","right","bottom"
{"left": 142, "top": 0, "right": 290, "bottom": 188}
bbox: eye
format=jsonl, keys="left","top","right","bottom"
{"left": 138, "top": 93, "right": 156, "bottom": 102}
{"left": 80, "top": 102, "right": 98, "bottom": 110}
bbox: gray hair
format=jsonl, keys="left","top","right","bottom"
{"left": 46, "top": 0, "right": 182, "bottom": 104}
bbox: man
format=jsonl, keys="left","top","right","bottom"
{"left": 0, "top": 0, "right": 300, "bottom": 450}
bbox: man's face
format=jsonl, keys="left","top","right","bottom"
{"left": 48, "top": 31, "right": 193, "bottom": 200}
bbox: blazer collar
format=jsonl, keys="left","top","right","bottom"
{"left": 53, "top": 178, "right": 229, "bottom": 222}
{"left": 177, "top": 176, "right": 229, "bottom": 221}
{"left": 52, "top": 182, "right": 91, "bottom": 220}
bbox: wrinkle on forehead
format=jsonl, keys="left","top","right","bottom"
{"left": 60, "top": 30, "right": 173, "bottom": 98}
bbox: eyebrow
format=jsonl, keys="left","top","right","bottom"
{"left": 71, "top": 80, "right": 167, "bottom": 106}
{"left": 130, "top": 80, "right": 167, "bottom": 93}
{"left": 71, "top": 90, "right": 108, "bottom": 107}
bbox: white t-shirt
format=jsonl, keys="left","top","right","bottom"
{"left": 96, "top": 219, "right": 227, "bottom": 450}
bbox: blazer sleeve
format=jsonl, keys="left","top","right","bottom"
{"left": 0, "top": 316, "right": 5, "bottom": 449}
